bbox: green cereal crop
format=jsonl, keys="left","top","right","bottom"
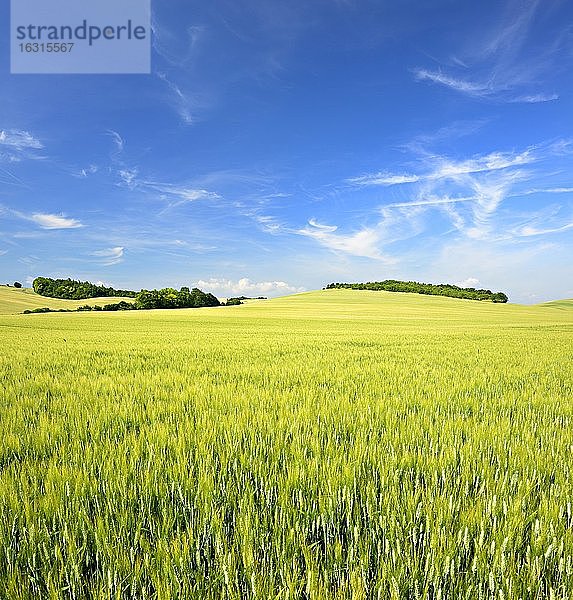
{"left": 1, "top": 289, "right": 572, "bottom": 598}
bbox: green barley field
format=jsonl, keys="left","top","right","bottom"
{"left": 1, "top": 286, "right": 573, "bottom": 599}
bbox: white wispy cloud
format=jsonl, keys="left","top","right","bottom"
{"left": 91, "top": 246, "right": 125, "bottom": 266}
{"left": 413, "top": 69, "right": 490, "bottom": 97}
{"left": 413, "top": 0, "right": 563, "bottom": 103}
{"left": 385, "top": 196, "right": 475, "bottom": 209}
{"left": 107, "top": 130, "right": 124, "bottom": 154}
{"left": 346, "top": 140, "right": 571, "bottom": 244}
{"left": 195, "top": 277, "right": 305, "bottom": 296}
{"left": 146, "top": 182, "right": 220, "bottom": 204}
{"left": 478, "top": 0, "right": 539, "bottom": 59}
{"left": 517, "top": 222, "right": 573, "bottom": 237}
{"left": 348, "top": 172, "right": 420, "bottom": 186}
{"left": 0, "top": 129, "right": 43, "bottom": 150}
{"left": 465, "top": 172, "right": 526, "bottom": 239}
{"left": 0, "top": 129, "right": 44, "bottom": 163}
{"left": 350, "top": 148, "right": 535, "bottom": 188}
{"left": 543, "top": 187, "right": 573, "bottom": 194}
{"left": 298, "top": 219, "right": 393, "bottom": 262}
{"left": 431, "top": 150, "right": 534, "bottom": 179}
{"left": 115, "top": 167, "right": 220, "bottom": 207}
{"left": 157, "top": 72, "right": 196, "bottom": 125}
{"left": 511, "top": 93, "right": 559, "bottom": 104}
{"left": 254, "top": 214, "right": 283, "bottom": 234}
{"left": 29, "top": 213, "right": 83, "bottom": 230}
{"left": 118, "top": 168, "right": 138, "bottom": 189}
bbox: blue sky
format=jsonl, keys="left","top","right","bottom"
{"left": 1, "top": 0, "right": 572, "bottom": 302}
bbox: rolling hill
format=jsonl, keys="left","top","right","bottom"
{"left": 0, "top": 285, "right": 135, "bottom": 315}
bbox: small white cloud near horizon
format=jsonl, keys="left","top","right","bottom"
{"left": 30, "top": 213, "right": 83, "bottom": 230}
{"left": 457, "top": 277, "right": 480, "bottom": 288}
{"left": 195, "top": 277, "right": 306, "bottom": 296}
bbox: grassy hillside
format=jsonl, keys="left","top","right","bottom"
{"left": 1, "top": 289, "right": 572, "bottom": 598}
{"left": 539, "top": 298, "right": 573, "bottom": 309}
{"left": 0, "top": 285, "right": 134, "bottom": 315}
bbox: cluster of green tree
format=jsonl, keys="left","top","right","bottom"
{"left": 23, "top": 301, "right": 136, "bottom": 315}
{"left": 325, "top": 280, "right": 508, "bottom": 303}
{"left": 25, "top": 278, "right": 223, "bottom": 314}
{"left": 224, "top": 298, "right": 243, "bottom": 306}
{"left": 222, "top": 295, "right": 268, "bottom": 306}
{"left": 81, "top": 301, "right": 136, "bottom": 312}
{"left": 234, "top": 296, "right": 267, "bottom": 300}
{"left": 134, "top": 287, "right": 220, "bottom": 309}
{"left": 33, "top": 277, "right": 137, "bottom": 299}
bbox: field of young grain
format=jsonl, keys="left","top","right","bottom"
{"left": 1, "top": 289, "right": 572, "bottom": 599}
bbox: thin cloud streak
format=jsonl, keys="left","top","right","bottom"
{"left": 350, "top": 149, "right": 535, "bottom": 187}
{"left": 107, "top": 130, "right": 124, "bottom": 153}
{"left": 511, "top": 93, "right": 559, "bottom": 103}
{"left": 30, "top": 213, "right": 83, "bottom": 230}
{"left": 115, "top": 167, "right": 221, "bottom": 208}
{"left": 2, "top": 204, "right": 84, "bottom": 229}
{"left": 386, "top": 196, "right": 475, "bottom": 208}
{"left": 413, "top": 0, "right": 562, "bottom": 103}
{"left": 413, "top": 68, "right": 491, "bottom": 97}
{"left": 91, "top": 246, "right": 125, "bottom": 266}
{"left": 157, "top": 72, "right": 196, "bottom": 125}
{"left": 518, "top": 222, "right": 573, "bottom": 237}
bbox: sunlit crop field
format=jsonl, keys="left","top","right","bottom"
{"left": 1, "top": 289, "right": 573, "bottom": 599}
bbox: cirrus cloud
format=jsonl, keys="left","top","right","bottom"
{"left": 91, "top": 246, "right": 125, "bottom": 266}
{"left": 30, "top": 213, "right": 83, "bottom": 230}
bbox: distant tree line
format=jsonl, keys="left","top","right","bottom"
{"left": 23, "top": 301, "right": 136, "bottom": 315}
{"left": 134, "top": 287, "right": 220, "bottom": 309}
{"left": 325, "top": 280, "right": 508, "bottom": 303}
{"left": 24, "top": 279, "right": 222, "bottom": 314}
{"left": 33, "top": 277, "right": 137, "bottom": 299}
{"left": 224, "top": 298, "right": 243, "bottom": 306}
